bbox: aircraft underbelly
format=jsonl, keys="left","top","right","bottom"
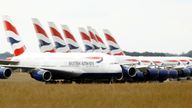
{"left": 49, "top": 69, "right": 121, "bottom": 80}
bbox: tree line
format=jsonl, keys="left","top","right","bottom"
{"left": 124, "top": 50, "right": 192, "bottom": 57}
{"left": 0, "top": 50, "right": 192, "bottom": 59}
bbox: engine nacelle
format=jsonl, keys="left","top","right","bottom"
{"left": 31, "top": 69, "right": 52, "bottom": 81}
{"left": 158, "top": 69, "right": 169, "bottom": 82}
{"left": 134, "top": 70, "right": 145, "bottom": 81}
{"left": 121, "top": 65, "right": 137, "bottom": 78}
{"left": 187, "top": 67, "right": 192, "bottom": 76}
{"left": 177, "top": 68, "right": 191, "bottom": 78}
{"left": 0, "top": 67, "right": 12, "bottom": 79}
{"left": 168, "top": 69, "right": 178, "bottom": 79}
{"left": 145, "top": 68, "right": 159, "bottom": 80}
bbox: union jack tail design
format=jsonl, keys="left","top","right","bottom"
{"left": 32, "top": 18, "right": 55, "bottom": 53}
{"left": 48, "top": 22, "right": 69, "bottom": 53}
{"left": 79, "top": 27, "right": 93, "bottom": 52}
{"left": 103, "top": 29, "right": 124, "bottom": 56}
{"left": 3, "top": 16, "right": 26, "bottom": 56}
{"left": 92, "top": 29, "right": 110, "bottom": 54}
{"left": 87, "top": 26, "right": 101, "bottom": 52}
{"left": 61, "top": 25, "right": 81, "bottom": 52}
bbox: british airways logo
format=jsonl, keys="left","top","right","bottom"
{"left": 86, "top": 57, "right": 103, "bottom": 63}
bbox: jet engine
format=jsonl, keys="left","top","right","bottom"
{"left": 0, "top": 67, "right": 12, "bottom": 79}
{"left": 30, "top": 69, "right": 52, "bottom": 81}
{"left": 144, "top": 68, "right": 159, "bottom": 80}
{"left": 120, "top": 65, "right": 146, "bottom": 82}
{"left": 158, "top": 69, "right": 169, "bottom": 82}
{"left": 187, "top": 67, "right": 192, "bottom": 76}
{"left": 168, "top": 69, "right": 178, "bottom": 79}
{"left": 121, "top": 65, "right": 137, "bottom": 78}
{"left": 177, "top": 68, "right": 190, "bottom": 78}
{"left": 133, "top": 70, "right": 145, "bottom": 81}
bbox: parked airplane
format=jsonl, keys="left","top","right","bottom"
{"left": 103, "top": 29, "right": 192, "bottom": 79}
{"left": 48, "top": 22, "right": 69, "bottom": 53}
{"left": 1, "top": 16, "right": 142, "bottom": 83}
{"left": 32, "top": 18, "right": 56, "bottom": 53}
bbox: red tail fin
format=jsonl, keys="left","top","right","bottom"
{"left": 3, "top": 16, "right": 26, "bottom": 56}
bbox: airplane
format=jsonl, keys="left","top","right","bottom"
{"left": 1, "top": 16, "right": 142, "bottom": 83}
{"left": 32, "top": 18, "right": 56, "bottom": 53}
{"left": 103, "top": 29, "right": 192, "bottom": 80}
{"left": 48, "top": 22, "right": 69, "bottom": 53}
{"left": 61, "top": 25, "right": 82, "bottom": 52}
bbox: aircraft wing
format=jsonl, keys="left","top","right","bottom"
{"left": 0, "top": 64, "right": 37, "bottom": 71}
{"left": 0, "top": 60, "right": 19, "bottom": 65}
{"left": 0, "top": 64, "right": 84, "bottom": 74}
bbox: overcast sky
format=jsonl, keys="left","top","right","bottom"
{"left": 0, "top": 0, "right": 192, "bottom": 54}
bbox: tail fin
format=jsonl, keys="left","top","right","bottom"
{"left": 92, "top": 29, "right": 110, "bottom": 54}
{"left": 61, "top": 25, "right": 81, "bottom": 52}
{"left": 3, "top": 16, "right": 26, "bottom": 56}
{"left": 48, "top": 22, "right": 69, "bottom": 53}
{"left": 78, "top": 27, "right": 93, "bottom": 52}
{"left": 87, "top": 26, "right": 101, "bottom": 52}
{"left": 103, "top": 29, "right": 124, "bottom": 56}
{"left": 32, "top": 18, "right": 55, "bottom": 53}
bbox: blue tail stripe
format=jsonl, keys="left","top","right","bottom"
{"left": 39, "top": 40, "right": 51, "bottom": 47}
{"left": 55, "top": 42, "right": 66, "bottom": 48}
{"left": 8, "top": 37, "right": 20, "bottom": 45}
{"left": 68, "top": 44, "right": 79, "bottom": 50}
{"left": 101, "top": 47, "right": 107, "bottom": 50}
{"left": 109, "top": 45, "right": 119, "bottom": 51}
{"left": 85, "top": 45, "right": 93, "bottom": 51}
{"left": 93, "top": 45, "right": 100, "bottom": 50}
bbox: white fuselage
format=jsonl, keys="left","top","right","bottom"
{"left": 11, "top": 52, "right": 122, "bottom": 78}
